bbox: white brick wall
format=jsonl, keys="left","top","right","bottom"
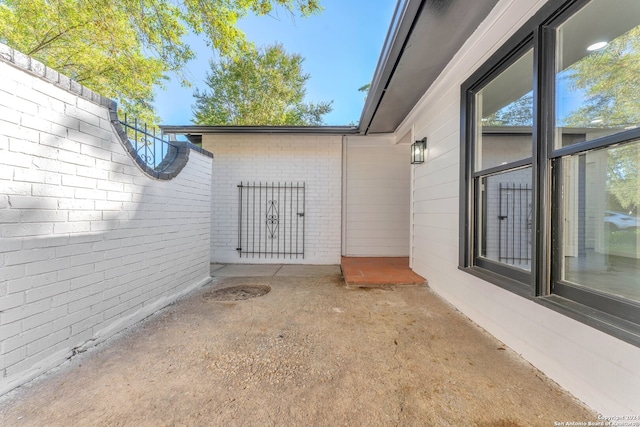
{"left": 0, "top": 55, "right": 212, "bottom": 395}
{"left": 203, "top": 134, "right": 342, "bottom": 264}
{"left": 400, "top": 0, "right": 640, "bottom": 414}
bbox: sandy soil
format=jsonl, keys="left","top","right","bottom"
{"left": 0, "top": 274, "right": 597, "bottom": 426}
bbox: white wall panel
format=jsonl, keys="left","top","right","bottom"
{"left": 343, "top": 136, "right": 410, "bottom": 256}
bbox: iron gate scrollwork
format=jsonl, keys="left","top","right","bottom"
{"left": 237, "top": 182, "right": 305, "bottom": 258}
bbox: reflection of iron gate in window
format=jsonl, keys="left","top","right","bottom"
{"left": 236, "top": 182, "right": 305, "bottom": 258}
{"left": 498, "top": 183, "right": 532, "bottom": 265}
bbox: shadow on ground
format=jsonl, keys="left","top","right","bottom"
{"left": 0, "top": 270, "right": 596, "bottom": 426}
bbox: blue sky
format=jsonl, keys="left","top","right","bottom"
{"left": 152, "top": 1, "right": 397, "bottom": 126}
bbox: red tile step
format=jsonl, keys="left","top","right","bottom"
{"left": 341, "top": 256, "right": 427, "bottom": 287}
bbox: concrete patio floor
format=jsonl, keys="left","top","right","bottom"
{"left": 0, "top": 265, "right": 597, "bottom": 426}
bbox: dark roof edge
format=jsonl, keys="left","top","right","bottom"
{"left": 357, "top": 0, "right": 424, "bottom": 135}
{"left": 159, "top": 125, "right": 360, "bottom": 135}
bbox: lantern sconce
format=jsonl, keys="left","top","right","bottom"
{"left": 411, "top": 137, "right": 427, "bottom": 164}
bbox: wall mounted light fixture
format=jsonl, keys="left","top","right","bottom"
{"left": 411, "top": 137, "right": 427, "bottom": 164}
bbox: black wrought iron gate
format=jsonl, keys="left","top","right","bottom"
{"left": 498, "top": 182, "right": 532, "bottom": 265}
{"left": 237, "top": 182, "right": 305, "bottom": 258}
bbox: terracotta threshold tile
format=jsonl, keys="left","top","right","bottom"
{"left": 341, "top": 257, "right": 427, "bottom": 287}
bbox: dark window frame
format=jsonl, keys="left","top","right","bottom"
{"left": 459, "top": 0, "right": 640, "bottom": 347}
{"left": 460, "top": 35, "right": 536, "bottom": 292}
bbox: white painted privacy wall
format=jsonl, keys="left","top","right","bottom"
{"left": 0, "top": 48, "right": 212, "bottom": 395}
{"left": 203, "top": 134, "right": 342, "bottom": 264}
{"left": 401, "top": 0, "right": 640, "bottom": 414}
{"left": 343, "top": 135, "right": 410, "bottom": 256}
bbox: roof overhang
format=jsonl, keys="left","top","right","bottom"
{"left": 360, "top": 0, "right": 499, "bottom": 134}
{"left": 160, "top": 125, "right": 358, "bottom": 135}
{"left": 160, "top": 125, "right": 359, "bottom": 143}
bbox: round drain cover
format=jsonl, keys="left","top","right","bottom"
{"left": 203, "top": 284, "right": 271, "bottom": 301}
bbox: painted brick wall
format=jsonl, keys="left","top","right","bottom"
{"left": 400, "top": 0, "right": 640, "bottom": 415}
{"left": 0, "top": 48, "right": 213, "bottom": 395}
{"left": 203, "top": 134, "right": 342, "bottom": 264}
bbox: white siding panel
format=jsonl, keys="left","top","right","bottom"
{"left": 347, "top": 219, "right": 408, "bottom": 230}
{"left": 344, "top": 136, "right": 410, "bottom": 256}
{"left": 404, "top": 0, "right": 640, "bottom": 414}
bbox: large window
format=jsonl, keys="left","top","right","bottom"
{"left": 468, "top": 47, "right": 534, "bottom": 287}
{"left": 556, "top": 143, "right": 640, "bottom": 305}
{"left": 461, "top": 0, "right": 640, "bottom": 344}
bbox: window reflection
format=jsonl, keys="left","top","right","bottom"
{"left": 476, "top": 50, "right": 533, "bottom": 171}
{"left": 556, "top": 0, "right": 640, "bottom": 148}
{"left": 478, "top": 167, "right": 533, "bottom": 271}
{"left": 561, "top": 142, "right": 640, "bottom": 303}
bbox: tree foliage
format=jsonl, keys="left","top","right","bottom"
{"left": 564, "top": 26, "right": 640, "bottom": 129}
{"left": 607, "top": 144, "right": 640, "bottom": 212}
{"left": 0, "top": 0, "right": 322, "bottom": 124}
{"left": 482, "top": 93, "right": 533, "bottom": 127}
{"left": 358, "top": 83, "right": 371, "bottom": 93}
{"left": 192, "top": 43, "right": 332, "bottom": 125}
{"left": 562, "top": 27, "right": 640, "bottom": 211}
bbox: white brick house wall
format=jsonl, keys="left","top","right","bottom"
{"left": 0, "top": 48, "right": 213, "bottom": 395}
{"left": 203, "top": 134, "right": 342, "bottom": 264}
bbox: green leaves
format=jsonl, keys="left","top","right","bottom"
{"left": 565, "top": 26, "right": 640, "bottom": 129}
{"left": 0, "top": 0, "right": 322, "bottom": 125}
{"left": 607, "top": 143, "right": 640, "bottom": 212}
{"left": 192, "top": 43, "right": 332, "bottom": 126}
{"left": 561, "top": 27, "right": 640, "bottom": 212}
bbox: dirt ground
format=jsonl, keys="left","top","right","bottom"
{"left": 0, "top": 273, "right": 598, "bottom": 426}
